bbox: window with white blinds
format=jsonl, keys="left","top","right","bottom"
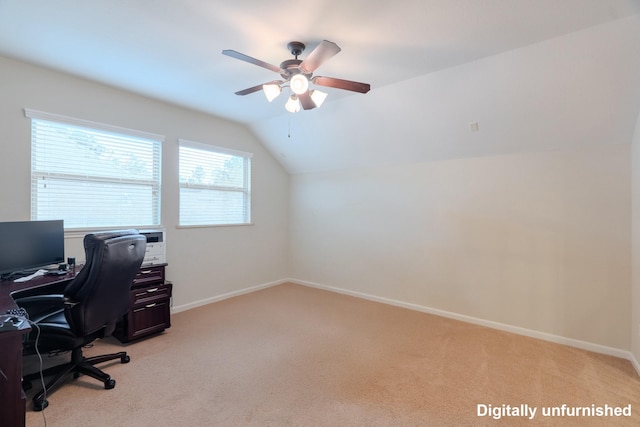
{"left": 26, "top": 109, "right": 163, "bottom": 229}
{"left": 178, "top": 139, "right": 252, "bottom": 226}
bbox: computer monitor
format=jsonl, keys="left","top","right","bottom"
{"left": 0, "top": 219, "right": 65, "bottom": 279}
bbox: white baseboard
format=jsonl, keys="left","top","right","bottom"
{"left": 167, "top": 277, "right": 640, "bottom": 378}
{"left": 631, "top": 352, "right": 640, "bottom": 376}
{"left": 288, "top": 278, "right": 640, "bottom": 378}
{"left": 170, "top": 278, "right": 287, "bottom": 314}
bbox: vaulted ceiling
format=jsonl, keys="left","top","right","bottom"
{"left": 1, "top": 0, "right": 639, "bottom": 173}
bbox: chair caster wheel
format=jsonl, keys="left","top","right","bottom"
{"left": 34, "top": 398, "right": 49, "bottom": 411}
{"left": 121, "top": 355, "right": 130, "bottom": 363}
{"left": 105, "top": 378, "right": 116, "bottom": 389}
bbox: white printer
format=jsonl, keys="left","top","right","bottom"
{"left": 140, "top": 229, "right": 166, "bottom": 266}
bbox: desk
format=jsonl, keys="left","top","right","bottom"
{"left": 0, "top": 270, "right": 77, "bottom": 427}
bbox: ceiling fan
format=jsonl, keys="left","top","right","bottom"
{"left": 222, "top": 40, "right": 370, "bottom": 112}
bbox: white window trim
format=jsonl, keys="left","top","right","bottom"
{"left": 178, "top": 138, "right": 253, "bottom": 227}
{"left": 178, "top": 138, "right": 253, "bottom": 160}
{"left": 27, "top": 108, "right": 164, "bottom": 230}
{"left": 25, "top": 108, "right": 165, "bottom": 143}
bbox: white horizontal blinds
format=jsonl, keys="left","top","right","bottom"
{"left": 27, "top": 110, "right": 163, "bottom": 229}
{"left": 178, "top": 139, "right": 252, "bottom": 226}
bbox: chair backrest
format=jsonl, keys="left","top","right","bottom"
{"left": 64, "top": 229, "right": 146, "bottom": 337}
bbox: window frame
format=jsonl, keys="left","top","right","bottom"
{"left": 178, "top": 138, "right": 252, "bottom": 227}
{"left": 26, "top": 108, "right": 164, "bottom": 231}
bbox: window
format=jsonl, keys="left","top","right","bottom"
{"left": 178, "top": 139, "right": 252, "bottom": 226}
{"left": 26, "top": 109, "right": 163, "bottom": 229}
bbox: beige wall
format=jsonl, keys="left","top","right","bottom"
{"left": 0, "top": 56, "right": 290, "bottom": 308}
{"left": 632, "top": 112, "right": 640, "bottom": 366}
{"left": 1, "top": 53, "right": 637, "bottom": 360}
{"left": 291, "top": 145, "right": 631, "bottom": 350}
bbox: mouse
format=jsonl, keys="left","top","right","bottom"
{"left": 0, "top": 315, "right": 24, "bottom": 330}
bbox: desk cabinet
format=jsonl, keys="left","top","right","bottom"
{"left": 0, "top": 329, "right": 28, "bottom": 427}
{"left": 1, "top": 271, "right": 75, "bottom": 427}
{"left": 114, "top": 264, "right": 172, "bottom": 343}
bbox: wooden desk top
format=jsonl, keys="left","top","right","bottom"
{"left": 0, "top": 268, "right": 78, "bottom": 313}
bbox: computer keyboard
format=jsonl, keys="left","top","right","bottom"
{"left": 6, "top": 307, "right": 29, "bottom": 319}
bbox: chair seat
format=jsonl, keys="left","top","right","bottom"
{"left": 17, "top": 295, "right": 90, "bottom": 353}
{"left": 27, "top": 311, "right": 90, "bottom": 353}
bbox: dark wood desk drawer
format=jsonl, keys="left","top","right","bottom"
{"left": 128, "top": 298, "right": 171, "bottom": 340}
{"left": 130, "top": 283, "right": 171, "bottom": 306}
{"left": 115, "top": 263, "right": 171, "bottom": 343}
{"left": 132, "top": 265, "right": 165, "bottom": 287}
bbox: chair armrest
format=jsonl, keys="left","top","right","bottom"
{"left": 63, "top": 297, "right": 80, "bottom": 308}
{"left": 15, "top": 294, "right": 65, "bottom": 305}
{"left": 15, "top": 294, "right": 65, "bottom": 321}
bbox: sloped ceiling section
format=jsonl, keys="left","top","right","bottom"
{"left": 0, "top": 1, "right": 639, "bottom": 174}
{"left": 253, "top": 14, "right": 640, "bottom": 173}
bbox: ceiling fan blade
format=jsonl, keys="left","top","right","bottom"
{"left": 298, "top": 92, "right": 317, "bottom": 110}
{"left": 312, "top": 76, "right": 371, "bottom": 93}
{"left": 234, "top": 80, "right": 282, "bottom": 96}
{"left": 222, "top": 50, "right": 281, "bottom": 73}
{"left": 299, "top": 40, "right": 341, "bottom": 74}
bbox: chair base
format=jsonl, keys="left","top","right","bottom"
{"left": 23, "top": 346, "right": 130, "bottom": 411}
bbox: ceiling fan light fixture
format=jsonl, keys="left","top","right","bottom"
{"left": 309, "top": 90, "right": 328, "bottom": 108}
{"left": 224, "top": 40, "right": 371, "bottom": 112}
{"left": 263, "top": 83, "right": 281, "bottom": 102}
{"left": 290, "top": 74, "right": 309, "bottom": 95}
{"left": 285, "top": 95, "right": 301, "bottom": 113}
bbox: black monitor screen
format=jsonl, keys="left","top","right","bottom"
{"left": 0, "top": 220, "right": 64, "bottom": 277}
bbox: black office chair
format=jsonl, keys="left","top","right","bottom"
{"left": 18, "top": 229, "right": 146, "bottom": 411}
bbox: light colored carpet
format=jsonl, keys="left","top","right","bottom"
{"left": 25, "top": 283, "right": 640, "bottom": 426}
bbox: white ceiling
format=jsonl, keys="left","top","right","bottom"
{"left": 1, "top": 0, "right": 640, "bottom": 173}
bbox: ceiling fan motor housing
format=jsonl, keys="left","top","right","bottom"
{"left": 280, "top": 59, "right": 310, "bottom": 79}
{"left": 282, "top": 42, "right": 310, "bottom": 79}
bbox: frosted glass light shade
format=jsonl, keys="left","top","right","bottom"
{"left": 285, "top": 95, "right": 301, "bottom": 113}
{"left": 309, "top": 90, "right": 328, "bottom": 108}
{"left": 263, "top": 84, "right": 281, "bottom": 102}
{"left": 290, "top": 74, "right": 309, "bottom": 95}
